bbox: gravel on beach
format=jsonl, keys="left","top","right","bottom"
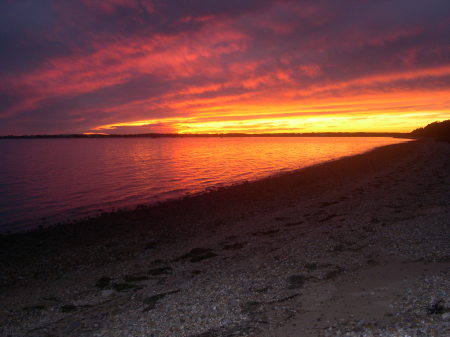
{"left": 0, "top": 139, "right": 449, "bottom": 337}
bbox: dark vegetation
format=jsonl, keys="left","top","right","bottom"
{"left": 411, "top": 120, "right": 450, "bottom": 142}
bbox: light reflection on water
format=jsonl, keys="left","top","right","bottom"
{"left": 0, "top": 137, "right": 409, "bottom": 233}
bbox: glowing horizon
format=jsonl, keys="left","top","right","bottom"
{"left": 1, "top": 0, "right": 449, "bottom": 135}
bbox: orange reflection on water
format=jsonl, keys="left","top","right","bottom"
{"left": 1, "top": 137, "right": 410, "bottom": 233}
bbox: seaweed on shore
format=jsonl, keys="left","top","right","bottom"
{"left": 142, "top": 289, "right": 180, "bottom": 311}
{"left": 241, "top": 301, "right": 263, "bottom": 317}
{"left": 187, "top": 324, "right": 256, "bottom": 337}
{"left": 318, "top": 213, "right": 338, "bottom": 222}
{"left": 143, "top": 240, "right": 163, "bottom": 250}
{"left": 251, "top": 229, "right": 279, "bottom": 236}
{"left": 304, "top": 262, "right": 318, "bottom": 271}
{"left": 148, "top": 266, "right": 172, "bottom": 275}
{"left": 60, "top": 304, "right": 78, "bottom": 313}
{"left": 95, "top": 276, "right": 111, "bottom": 289}
{"left": 174, "top": 248, "right": 218, "bottom": 263}
{"left": 287, "top": 274, "right": 305, "bottom": 289}
{"left": 284, "top": 221, "right": 304, "bottom": 227}
{"left": 124, "top": 274, "right": 150, "bottom": 282}
{"left": 112, "top": 283, "right": 142, "bottom": 292}
{"left": 222, "top": 242, "right": 245, "bottom": 250}
{"left": 23, "top": 304, "right": 46, "bottom": 312}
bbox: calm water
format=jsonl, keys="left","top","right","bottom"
{"left": 0, "top": 137, "right": 409, "bottom": 233}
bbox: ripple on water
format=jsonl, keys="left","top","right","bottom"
{"left": 0, "top": 137, "right": 410, "bottom": 232}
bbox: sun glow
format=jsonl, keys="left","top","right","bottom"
{"left": 3, "top": 0, "right": 449, "bottom": 136}
{"left": 93, "top": 85, "right": 450, "bottom": 134}
{"left": 91, "top": 62, "right": 450, "bottom": 134}
{"left": 94, "top": 111, "right": 446, "bottom": 134}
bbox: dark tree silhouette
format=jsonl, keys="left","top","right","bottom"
{"left": 411, "top": 120, "right": 450, "bottom": 142}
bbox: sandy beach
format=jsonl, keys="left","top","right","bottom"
{"left": 1, "top": 139, "right": 449, "bottom": 337}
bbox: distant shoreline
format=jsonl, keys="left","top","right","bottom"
{"left": 0, "top": 132, "right": 411, "bottom": 139}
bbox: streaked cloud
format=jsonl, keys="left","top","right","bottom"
{"left": 1, "top": 0, "right": 449, "bottom": 135}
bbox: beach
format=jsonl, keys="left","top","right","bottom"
{"left": 1, "top": 139, "right": 449, "bottom": 336}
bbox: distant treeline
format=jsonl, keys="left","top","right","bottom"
{"left": 0, "top": 132, "right": 409, "bottom": 139}
{"left": 3, "top": 121, "right": 449, "bottom": 139}
{"left": 411, "top": 120, "right": 450, "bottom": 142}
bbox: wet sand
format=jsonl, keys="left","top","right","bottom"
{"left": 0, "top": 139, "right": 449, "bottom": 337}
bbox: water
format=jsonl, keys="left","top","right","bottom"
{"left": 0, "top": 137, "right": 409, "bottom": 233}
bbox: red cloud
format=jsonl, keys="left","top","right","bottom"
{"left": 1, "top": 0, "right": 449, "bottom": 135}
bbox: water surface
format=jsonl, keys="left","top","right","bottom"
{"left": 0, "top": 137, "right": 409, "bottom": 233}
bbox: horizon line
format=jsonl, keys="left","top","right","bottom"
{"left": 0, "top": 131, "right": 412, "bottom": 139}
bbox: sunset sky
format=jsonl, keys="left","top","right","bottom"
{"left": 1, "top": 0, "right": 449, "bottom": 135}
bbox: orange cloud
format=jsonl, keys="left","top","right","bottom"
{"left": 1, "top": 0, "right": 449, "bottom": 135}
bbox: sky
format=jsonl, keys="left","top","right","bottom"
{"left": 0, "top": 0, "right": 449, "bottom": 135}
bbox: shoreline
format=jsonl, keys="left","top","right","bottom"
{"left": 0, "top": 137, "right": 410, "bottom": 235}
{"left": 1, "top": 139, "right": 449, "bottom": 337}
{"left": 1, "top": 138, "right": 413, "bottom": 237}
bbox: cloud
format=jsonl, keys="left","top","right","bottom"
{"left": 0, "top": 0, "right": 449, "bottom": 134}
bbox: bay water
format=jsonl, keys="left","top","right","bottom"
{"left": 0, "top": 137, "right": 409, "bottom": 233}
